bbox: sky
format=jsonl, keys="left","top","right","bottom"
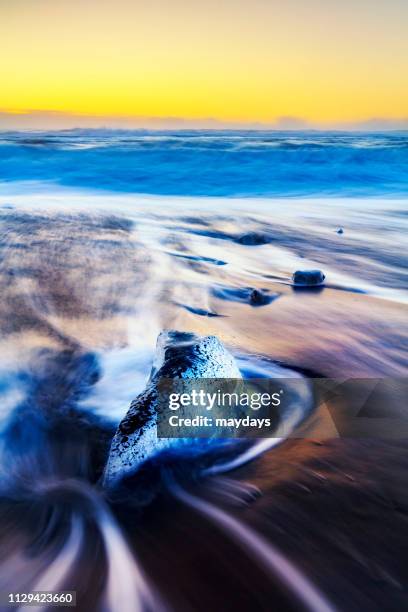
{"left": 0, "top": 0, "right": 407, "bottom": 129}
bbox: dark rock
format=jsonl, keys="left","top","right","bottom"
{"left": 235, "top": 232, "right": 272, "bottom": 246}
{"left": 293, "top": 269, "right": 325, "bottom": 287}
{"left": 249, "top": 289, "right": 277, "bottom": 306}
{"left": 212, "top": 285, "right": 279, "bottom": 307}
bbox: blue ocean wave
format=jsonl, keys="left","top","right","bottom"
{"left": 0, "top": 129, "right": 407, "bottom": 197}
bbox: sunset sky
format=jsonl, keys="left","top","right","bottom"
{"left": 1, "top": 0, "right": 407, "bottom": 128}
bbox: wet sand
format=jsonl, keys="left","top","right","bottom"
{"left": 0, "top": 193, "right": 407, "bottom": 611}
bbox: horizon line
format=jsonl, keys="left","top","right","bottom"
{"left": 0, "top": 109, "right": 408, "bottom": 132}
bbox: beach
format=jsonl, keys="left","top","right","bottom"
{"left": 0, "top": 131, "right": 407, "bottom": 611}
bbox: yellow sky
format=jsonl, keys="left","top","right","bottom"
{"left": 1, "top": 0, "right": 407, "bottom": 124}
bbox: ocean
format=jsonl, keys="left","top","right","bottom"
{"left": 1, "top": 129, "right": 408, "bottom": 196}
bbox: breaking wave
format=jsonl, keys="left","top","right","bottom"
{"left": 1, "top": 129, "right": 407, "bottom": 197}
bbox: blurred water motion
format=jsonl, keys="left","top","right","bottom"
{"left": 0, "top": 161, "right": 407, "bottom": 611}
{"left": 1, "top": 130, "right": 408, "bottom": 197}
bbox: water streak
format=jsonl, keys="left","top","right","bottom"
{"left": 169, "top": 478, "right": 335, "bottom": 612}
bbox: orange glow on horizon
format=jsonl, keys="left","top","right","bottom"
{"left": 1, "top": 0, "right": 407, "bottom": 125}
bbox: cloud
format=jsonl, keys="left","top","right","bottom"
{"left": 0, "top": 109, "right": 407, "bottom": 131}
{"left": 273, "top": 116, "right": 310, "bottom": 129}
{"left": 332, "top": 118, "right": 408, "bottom": 131}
